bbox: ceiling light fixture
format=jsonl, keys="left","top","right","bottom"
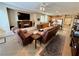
{"left": 40, "top": 3, "right": 47, "bottom": 12}
{"left": 40, "top": 6, "right": 45, "bottom": 12}
{"left": 56, "top": 11, "right": 59, "bottom": 13}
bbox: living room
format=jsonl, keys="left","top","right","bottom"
{"left": 0, "top": 2, "right": 79, "bottom": 56}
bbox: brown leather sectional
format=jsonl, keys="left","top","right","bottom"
{"left": 43, "top": 25, "right": 60, "bottom": 43}
{"left": 18, "top": 23, "right": 60, "bottom": 46}
{"left": 18, "top": 29, "right": 33, "bottom": 46}
{"left": 37, "top": 25, "right": 60, "bottom": 43}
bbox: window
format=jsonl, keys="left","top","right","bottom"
{"left": 40, "top": 14, "right": 48, "bottom": 23}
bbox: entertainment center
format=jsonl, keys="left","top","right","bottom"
{"left": 17, "top": 12, "right": 32, "bottom": 28}
{"left": 18, "top": 20, "right": 32, "bottom": 28}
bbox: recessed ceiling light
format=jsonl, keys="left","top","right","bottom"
{"left": 56, "top": 11, "right": 59, "bottom": 13}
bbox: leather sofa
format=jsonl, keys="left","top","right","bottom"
{"left": 37, "top": 25, "right": 60, "bottom": 43}
{"left": 43, "top": 25, "right": 60, "bottom": 43}
{"left": 18, "top": 29, "right": 33, "bottom": 46}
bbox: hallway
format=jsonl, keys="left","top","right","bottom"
{"left": 62, "top": 27, "right": 71, "bottom": 55}
{"left": 61, "top": 16, "right": 72, "bottom": 55}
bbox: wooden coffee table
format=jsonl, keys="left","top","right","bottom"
{"left": 31, "top": 34, "right": 42, "bottom": 49}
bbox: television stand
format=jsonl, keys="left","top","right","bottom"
{"left": 18, "top": 20, "right": 32, "bottom": 28}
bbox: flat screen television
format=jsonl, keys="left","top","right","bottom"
{"left": 18, "top": 12, "right": 30, "bottom": 20}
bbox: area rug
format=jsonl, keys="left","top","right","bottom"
{"left": 39, "top": 34, "right": 65, "bottom": 56}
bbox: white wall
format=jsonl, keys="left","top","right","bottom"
{"left": 7, "top": 8, "right": 48, "bottom": 29}
{"left": 0, "top": 6, "right": 10, "bottom": 32}
{"left": 8, "top": 9, "right": 18, "bottom": 27}
{"left": 8, "top": 9, "right": 42, "bottom": 28}
{"left": 30, "top": 13, "right": 41, "bottom": 27}
{"left": 30, "top": 13, "right": 48, "bottom": 27}
{"left": 30, "top": 13, "right": 36, "bottom": 23}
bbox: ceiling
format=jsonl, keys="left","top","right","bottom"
{"left": 2, "top": 2, "right": 79, "bottom": 15}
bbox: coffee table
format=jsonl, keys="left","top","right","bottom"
{"left": 31, "top": 34, "right": 42, "bottom": 49}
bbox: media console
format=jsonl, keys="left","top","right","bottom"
{"left": 18, "top": 20, "right": 32, "bottom": 28}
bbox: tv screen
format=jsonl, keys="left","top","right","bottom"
{"left": 18, "top": 12, "right": 30, "bottom": 20}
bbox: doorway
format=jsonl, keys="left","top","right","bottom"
{"left": 63, "top": 16, "right": 72, "bottom": 30}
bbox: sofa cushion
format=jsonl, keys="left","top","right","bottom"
{"left": 18, "top": 29, "right": 32, "bottom": 39}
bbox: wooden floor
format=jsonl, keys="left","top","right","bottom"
{"left": 62, "top": 26, "right": 72, "bottom": 56}
{"left": 0, "top": 25, "right": 72, "bottom": 56}
{"left": 36, "top": 26, "right": 72, "bottom": 56}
